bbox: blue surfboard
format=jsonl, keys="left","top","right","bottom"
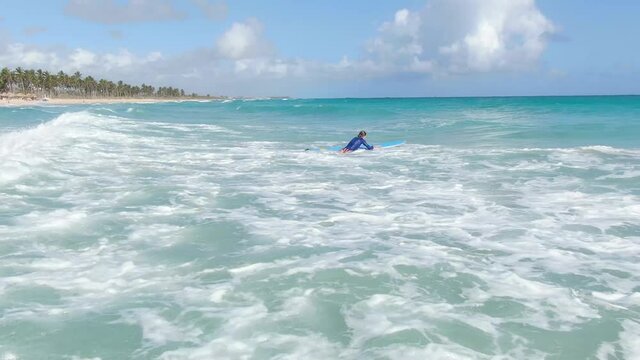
{"left": 309, "top": 140, "right": 405, "bottom": 152}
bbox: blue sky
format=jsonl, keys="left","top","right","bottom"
{"left": 1, "top": 0, "right": 639, "bottom": 97}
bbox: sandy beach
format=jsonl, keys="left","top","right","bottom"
{"left": 0, "top": 97, "right": 206, "bottom": 107}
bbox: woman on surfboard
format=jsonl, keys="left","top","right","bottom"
{"left": 341, "top": 130, "right": 374, "bottom": 153}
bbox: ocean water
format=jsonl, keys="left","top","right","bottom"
{"left": 1, "top": 97, "right": 639, "bottom": 359}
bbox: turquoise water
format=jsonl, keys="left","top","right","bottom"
{"left": 1, "top": 97, "right": 639, "bottom": 359}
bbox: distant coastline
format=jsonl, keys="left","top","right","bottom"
{"left": 0, "top": 95, "right": 222, "bottom": 107}
{"left": 0, "top": 66, "right": 219, "bottom": 107}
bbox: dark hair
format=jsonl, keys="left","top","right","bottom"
{"left": 358, "top": 130, "right": 367, "bottom": 138}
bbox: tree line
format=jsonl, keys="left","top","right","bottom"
{"left": 0, "top": 67, "right": 203, "bottom": 99}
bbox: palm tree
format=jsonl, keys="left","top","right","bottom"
{"left": 43, "top": 71, "right": 52, "bottom": 97}
{"left": 0, "top": 67, "right": 11, "bottom": 93}
{"left": 36, "top": 69, "right": 44, "bottom": 95}
{"left": 72, "top": 71, "right": 82, "bottom": 96}
{"left": 116, "top": 80, "right": 124, "bottom": 97}
{"left": 25, "top": 69, "right": 36, "bottom": 95}
{"left": 2, "top": 66, "right": 201, "bottom": 99}
{"left": 14, "top": 67, "right": 25, "bottom": 93}
{"left": 57, "top": 71, "right": 67, "bottom": 94}
{"left": 84, "top": 76, "right": 98, "bottom": 97}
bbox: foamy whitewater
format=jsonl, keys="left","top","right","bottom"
{"left": 1, "top": 97, "right": 639, "bottom": 359}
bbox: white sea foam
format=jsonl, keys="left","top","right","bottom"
{"left": 620, "top": 320, "right": 640, "bottom": 359}
{"left": 1, "top": 353, "right": 18, "bottom": 360}
{"left": 1, "top": 107, "right": 639, "bottom": 359}
{"left": 121, "top": 310, "right": 202, "bottom": 345}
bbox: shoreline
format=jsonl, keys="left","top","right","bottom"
{"left": 0, "top": 97, "right": 215, "bottom": 107}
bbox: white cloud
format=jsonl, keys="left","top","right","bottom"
{"left": 0, "top": 44, "right": 163, "bottom": 79}
{"left": 366, "top": 9, "right": 422, "bottom": 59}
{"left": 0, "top": 44, "right": 59, "bottom": 68}
{"left": 0, "top": 1, "right": 558, "bottom": 97}
{"left": 69, "top": 48, "right": 96, "bottom": 69}
{"left": 146, "top": 52, "right": 163, "bottom": 62}
{"left": 103, "top": 49, "right": 136, "bottom": 69}
{"left": 65, "top": 0, "right": 185, "bottom": 24}
{"left": 216, "top": 18, "right": 273, "bottom": 60}
{"left": 368, "top": 0, "right": 555, "bottom": 74}
{"left": 234, "top": 58, "right": 290, "bottom": 78}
